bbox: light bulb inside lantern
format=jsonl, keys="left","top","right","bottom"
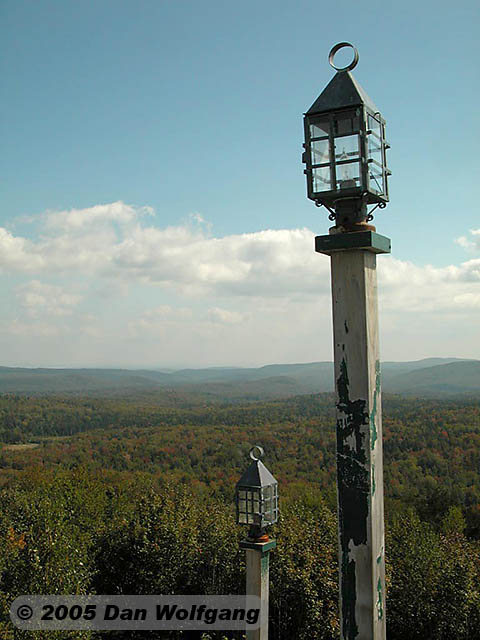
{"left": 338, "top": 148, "right": 355, "bottom": 189}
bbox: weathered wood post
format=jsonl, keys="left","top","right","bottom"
{"left": 240, "top": 539, "right": 276, "bottom": 640}
{"left": 302, "top": 43, "right": 392, "bottom": 639}
{"left": 317, "top": 232, "right": 389, "bottom": 639}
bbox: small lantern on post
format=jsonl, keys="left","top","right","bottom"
{"left": 235, "top": 445, "right": 279, "bottom": 541}
{"left": 302, "top": 42, "right": 391, "bottom": 232}
{"left": 237, "top": 446, "right": 278, "bottom": 640}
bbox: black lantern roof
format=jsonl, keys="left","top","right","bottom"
{"left": 305, "top": 70, "right": 379, "bottom": 116}
{"left": 236, "top": 457, "right": 277, "bottom": 489}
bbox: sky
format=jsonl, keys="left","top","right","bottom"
{"left": 0, "top": 0, "right": 479, "bottom": 368}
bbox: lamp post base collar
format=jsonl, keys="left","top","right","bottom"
{"left": 240, "top": 539, "right": 277, "bottom": 553}
{"left": 315, "top": 231, "right": 391, "bottom": 255}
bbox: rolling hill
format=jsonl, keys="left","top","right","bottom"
{"left": 0, "top": 358, "right": 479, "bottom": 399}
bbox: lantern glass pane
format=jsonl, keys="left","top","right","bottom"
{"left": 336, "top": 161, "right": 361, "bottom": 190}
{"left": 367, "top": 125, "right": 385, "bottom": 196}
{"left": 334, "top": 135, "right": 360, "bottom": 162}
{"left": 262, "top": 483, "right": 278, "bottom": 525}
{"left": 311, "top": 139, "right": 330, "bottom": 166}
{"left": 368, "top": 114, "right": 381, "bottom": 138}
{"left": 245, "top": 489, "right": 259, "bottom": 512}
{"left": 368, "top": 164, "right": 384, "bottom": 195}
{"left": 313, "top": 166, "right": 331, "bottom": 192}
{"left": 368, "top": 136, "right": 382, "bottom": 165}
{"left": 310, "top": 118, "right": 329, "bottom": 139}
{"left": 264, "top": 505, "right": 272, "bottom": 522}
{"left": 263, "top": 488, "right": 271, "bottom": 518}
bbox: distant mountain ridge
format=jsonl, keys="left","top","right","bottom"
{"left": 0, "top": 358, "right": 479, "bottom": 399}
{"left": 384, "top": 360, "right": 480, "bottom": 395}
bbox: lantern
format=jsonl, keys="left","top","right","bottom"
{"left": 303, "top": 42, "right": 391, "bottom": 230}
{"left": 235, "top": 445, "right": 279, "bottom": 540}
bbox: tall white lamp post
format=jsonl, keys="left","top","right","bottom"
{"left": 302, "top": 42, "right": 391, "bottom": 640}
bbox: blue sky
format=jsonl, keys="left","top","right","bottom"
{"left": 1, "top": 0, "right": 479, "bottom": 367}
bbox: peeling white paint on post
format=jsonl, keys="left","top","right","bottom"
{"left": 316, "top": 232, "right": 390, "bottom": 640}
{"left": 240, "top": 539, "right": 276, "bottom": 640}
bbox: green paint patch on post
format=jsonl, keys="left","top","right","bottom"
{"left": 376, "top": 577, "right": 384, "bottom": 620}
{"left": 370, "top": 360, "right": 381, "bottom": 451}
{"left": 261, "top": 553, "right": 269, "bottom": 577}
{"left": 376, "top": 552, "right": 384, "bottom": 621}
{"left": 372, "top": 464, "right": 376, "bottom": 496}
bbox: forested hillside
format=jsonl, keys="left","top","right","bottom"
{"left": 1, "top": 392, "right": 480, "bottom": 532}
{"left": 1, "top": 391, "right": 479, "bottom": 639}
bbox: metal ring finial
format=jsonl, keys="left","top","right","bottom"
{"left": 249, "top": 445, "right": 264, "bottom": 461}
{"left": 328, "top": 42, "right": 359, "bottom": 72}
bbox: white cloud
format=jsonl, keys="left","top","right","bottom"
{"left": 455, "top": 228, "right": 480, "bottom": 252}
{"left": 0, "top": 228, "right": 45, "bottom": 271}
{"left": 44, "top": 201, "right": 153, "bottom": 232}
{"left": 16, "top": 280, "right": 82, "bottom": 318}
{"left": 207, "top": 307, "right": 249, "bottom": 324}
{"left": 8, "top": 320, "right": 64, "bottom": 337}
{"left": 1, "top": 202, "right": 479, "bottom": 366}
{"left": 450, "top": 292, "right": 480, "bottom": 308}
{"left": 110, "top": 224, "right": 326, "bottom": 298}
{"left": 0, "top": 204, "right": 327, "bottom": 296}
{"left": 379, "top": 256, "right": 480, "bottom": 312}
{"left": 138, "top": 305, "right": 192, "bottom": 324}
{"left": 128, "top": 305, "right": 193, "bottom": 337}
{"left": 189, "top": 212, "right": 209, "bottom": 227}
{"left": 1, "top": 203, "right": 479, "bottom": 311}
